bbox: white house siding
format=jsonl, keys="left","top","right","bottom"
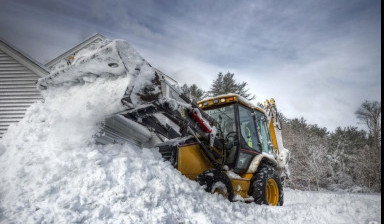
{"left": 0, "top": 49, "right": 42, "bottom": 138}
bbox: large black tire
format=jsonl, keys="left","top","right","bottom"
{"left": 196, "top": 169, "right": 234, "bottom": 202}
{"left": 249, "top": 163, "right": 284, "bottom": 206}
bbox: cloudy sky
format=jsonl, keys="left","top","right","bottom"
{"left": 0, "top": 0, "right": 381, "bottom": 131}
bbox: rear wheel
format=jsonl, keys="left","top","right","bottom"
{"left": 196, "top": 169, "right": 234, "bottom": 202}
{"left": 249, "top": 163, "right": 283, "bottom": 206}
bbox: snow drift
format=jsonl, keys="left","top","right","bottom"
{"left": 0, "top": 40, "right": 381, "bottom": 224}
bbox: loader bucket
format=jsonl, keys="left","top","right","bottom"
{"left": 38, "top": 39, "right": 164, "bottom": 109}
{"left": 37, "top": 39, "right": 190, "bottom": 147}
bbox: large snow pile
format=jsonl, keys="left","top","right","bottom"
{"left": 0, "top": 40, "right": 381, "bottom": 224}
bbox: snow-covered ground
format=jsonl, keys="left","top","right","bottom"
{"left": 0, "top": 40, "right": 381, "bottom": 224}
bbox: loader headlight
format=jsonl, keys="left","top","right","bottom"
{"left": 236, "top": 152, "right": 254, "bottom": 170}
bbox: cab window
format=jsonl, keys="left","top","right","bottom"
{"left": 205, "top": 104, "right": 236, "bottom": 139}
{"left": 205, "top": 104, "right": 237, "bottom": 165}
{"left": 238, "top": 105, "right": 260, "bottom": 152}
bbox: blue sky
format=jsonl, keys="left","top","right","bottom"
{"left": 0, "top": 0, "right": 381, "bottom": 131}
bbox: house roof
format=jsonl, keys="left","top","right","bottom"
{"left": 45, "top": 33, "right": 106, "bottom": 69}
{"left": 0, "top": 37, "right": 50, "bottom": 77}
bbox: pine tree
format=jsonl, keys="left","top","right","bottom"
{"left": 181, "top": 83, "right": 206, "bottom": 102}
{"left": 209, "top": 72, "right": 255, "bottom": 100}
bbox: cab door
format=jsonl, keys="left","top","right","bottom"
{"left": 254, "top": 110, "right": 274, "bottom": 154}
{"left": 234, "top": 105, "right": 262, "bottom": 173}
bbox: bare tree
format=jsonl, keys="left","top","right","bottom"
{"left": 355, "top": 100, "right": 381, "bottom": 191}
{"left": 282, "top": 118, "right": 332, "bottom": 191}
{"left": 355, "top": 100, "right": 381, "bottom": 146}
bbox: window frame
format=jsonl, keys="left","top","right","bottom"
{"left": 254, "top": 110, "right": 274, "bottom": 154}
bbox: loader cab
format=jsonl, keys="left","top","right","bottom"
{"left": 198, "top": 94, "right": 274, "bottom": 173}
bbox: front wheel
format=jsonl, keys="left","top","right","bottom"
{"left": 249, "top": 163, "right": 283, "bottom": 206}
{"left": 196, "top": 169, "right": 234, "bottom": 202}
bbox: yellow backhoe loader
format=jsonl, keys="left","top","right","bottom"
{"left": 38, "top": 39, "right": 290, "bottom": 206}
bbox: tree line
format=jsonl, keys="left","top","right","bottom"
{"left": 182, "top": 72, "right": 381, "bottom": 192}
{"left": 281, "top": 103, "right": 381, "bottom": 192}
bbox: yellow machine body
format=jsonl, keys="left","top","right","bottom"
{"left": 177, "top": 143, "right": 213, "bottom": 180}
{"left": 177, "top": 143, "right": 254, "bottom": 199}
